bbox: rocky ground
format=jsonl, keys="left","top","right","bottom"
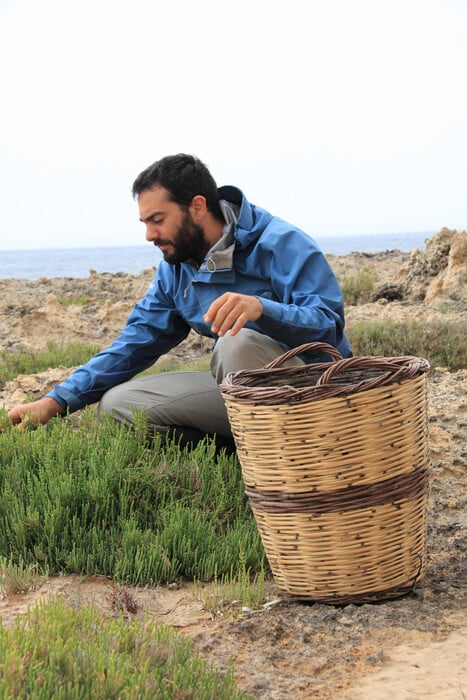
{"left": 0, "top": 229, "right": 465, "bottom": 698}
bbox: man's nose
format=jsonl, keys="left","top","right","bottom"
{"left": 145, "top": 224, "right": 158, "bottom": 242}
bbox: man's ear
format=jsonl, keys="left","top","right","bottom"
{"left": 189, "top": 195, "right": 207, "bottom": 221}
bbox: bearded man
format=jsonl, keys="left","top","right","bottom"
{"left": 8, "top": 154, "right": 352, "bottom": 447}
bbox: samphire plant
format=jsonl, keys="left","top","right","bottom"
{"left": 0, "top": 598, "right": 247, "bottom": 699}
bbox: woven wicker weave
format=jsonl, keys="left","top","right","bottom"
{"left": 220, "top": 342, "right": 430, "bottom": 603}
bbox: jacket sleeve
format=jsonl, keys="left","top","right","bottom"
{"left": 249, "top": 225, "right": 350, "bottom": 354}
{"left": 46, "top": 271, "right": 191, "bottom": 412}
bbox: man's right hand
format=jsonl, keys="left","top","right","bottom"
{"left": 7, "top": 397, "right": 65, "bottom": 429}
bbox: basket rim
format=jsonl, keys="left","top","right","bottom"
{"left": 221, "top": 353, "right": 430, "bottom": 405}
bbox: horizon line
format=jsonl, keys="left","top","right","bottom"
{"left": 0, "top": 229, "right": 442, "bottom": 254}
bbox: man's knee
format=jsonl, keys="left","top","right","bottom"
{"left": 210, "top": 330, "right": 252, "bottom": 383}
{"left": 98, "top": 380, "right": 171, "bottom": 428}
{"left": 212, "top": 328, "right": 256, "bottom": 361}
{"left": 210, "top": 328, "right": 305, "bottom": 383}
{"left": 97, "top": 384, "right": 129, "bottom": 423}
{"left": 97, "top": 372, "right": 231, "bottom": 436}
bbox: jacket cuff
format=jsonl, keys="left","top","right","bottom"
{"left": 45, "top": 388, "right": 86, "bottom": 414}
{"left": 257, "top": 296, "right": 282, "bottom": 321}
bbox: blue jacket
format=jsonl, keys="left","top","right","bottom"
{"left": 47, "top": 186, "right": 352, "bottom": 412}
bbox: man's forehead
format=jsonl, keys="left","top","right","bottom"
{"left": 138, "top": 186, "right": 174, "bottom": 217}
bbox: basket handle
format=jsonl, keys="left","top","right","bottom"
{"left": 315, "top": 355, "right": 430, "bottom": 387}
{"left": 263, "top": 342, "right": 343, "bottom": 370}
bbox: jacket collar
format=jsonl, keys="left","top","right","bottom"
{"left": 218, "top": 185, "right": 254, "bottom": 231}
{"left": 198, "top": 199, "right": 238, "bottom": 273}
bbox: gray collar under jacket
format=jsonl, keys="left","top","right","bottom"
{"left": 200, "top": 198, "right": 240, "bottom": 273}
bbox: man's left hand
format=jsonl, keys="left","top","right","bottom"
{"left": 204, "top": 293, "right": 263, "bottom": 337}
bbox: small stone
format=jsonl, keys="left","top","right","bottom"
{"left": 338, "top": 615, "right": 353, "bottom": 625}
{"left": 366, "top": 649, "right": 384, "bottom": 664}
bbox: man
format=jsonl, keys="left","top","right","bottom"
{"left": 8, "top": 154, "right": 352, "bottom": 444}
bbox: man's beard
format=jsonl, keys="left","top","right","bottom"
{"left": 158, "top": 211, "right": 210, "bottom": 265}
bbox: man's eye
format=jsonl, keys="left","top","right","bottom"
{"left": 152, "top": 218, "right": 164, "bottom": 225}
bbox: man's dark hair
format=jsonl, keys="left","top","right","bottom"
{"left": 132, "top": 154, "right": 223, "bottom": 221}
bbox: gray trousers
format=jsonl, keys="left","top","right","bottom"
{"left": 98, "top": 329, "right": 304, "bottom": 438}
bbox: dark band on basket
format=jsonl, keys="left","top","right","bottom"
{"left": 245, "top": 465, "right": 429, "bottom": 514}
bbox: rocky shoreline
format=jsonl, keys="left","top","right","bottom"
{"left": 0, "top": 229, "right": 465, "bottom": 697}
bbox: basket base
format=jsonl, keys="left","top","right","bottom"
{"left": 278, "top": 579, "right": 423, "bottom": 605}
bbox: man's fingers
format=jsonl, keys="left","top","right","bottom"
{"left": 210, "top": 302, "right": 239, "bottom": 335}
{"left": 7, "top": 408, "right": 36, "bottom": 431}
{"left": 204, "top": 293, "right": 263, "bottom": 336}
{"left": 204, "top": 291, "right": 233, "bottom": 321}
{"left": 216, "top": 310, "right": 250, "bottom": 336}
{"left": 7, "top": 407, "right": 26, "bottom": 425}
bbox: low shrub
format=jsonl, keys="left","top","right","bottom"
{"left": 338, "top": 265, "right": 379, "bottom": 305}
{"left": 0, "top": 412, "right": 265, "bottom": 586}
{"left": 0, "top": 599, "right": 246, "bottom": 698}
{"left": 347, "top": 319, "right": 466, "bottom": 371}
{"left": 0, "top": 341, "right": 100, "bottom": 388}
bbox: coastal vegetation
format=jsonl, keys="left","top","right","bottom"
{"left": 0, "top": 598, "right": 246, "bottom": 698}
{"left": 0, "top": 409, "right": 260, "bottom": 696}
{"left": 0, "top": 413, "right": 263, "bottom": 585}
{"left": 339, "top": 264, "right": 379, "bottom": 304}
{"left": 347, "top": 319, "right": 465, "bottom": 372}
{"left": 0, "top": 341, "right": 100, "bottom": 387}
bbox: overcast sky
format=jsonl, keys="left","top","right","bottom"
{"left": 1, "top": 0, "right": 466, "bottom": 251}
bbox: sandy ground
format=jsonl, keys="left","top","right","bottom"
{"left": 0, "top": 235, "right": 465, "bottom": 698}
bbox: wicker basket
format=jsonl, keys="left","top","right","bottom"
{"left": 220, "top": 342, "right": 430, "bottom": 603}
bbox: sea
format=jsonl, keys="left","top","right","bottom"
{"left": 0, "top": 231, "right": 433, "bottom": 280}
